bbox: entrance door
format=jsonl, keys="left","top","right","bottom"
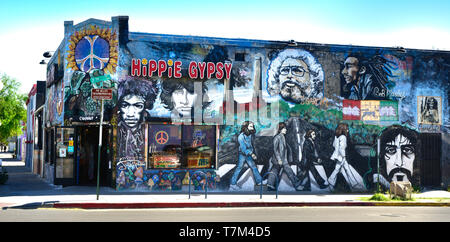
{"left": 54, "top": 127, "right": 76, "bottom": 186}
{"left": 76, "top": 126, "right": 110, "bottom": 186}
{"left": 420, "top": 133, "right": 442, "bottom": 187}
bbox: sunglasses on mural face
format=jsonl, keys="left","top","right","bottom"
{"left": 280, "top": 65, "right": 309, "bottom": 77}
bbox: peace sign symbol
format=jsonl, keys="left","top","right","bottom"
{"left": 155, "top": 131, "right": 169, "bottom": 145}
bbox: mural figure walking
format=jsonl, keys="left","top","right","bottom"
{"left": 285, "top": 111, "right": 307, "bottom": 167}
{"left": 328, "top": 123, "right": 366, "bottom": 192}
{"left": 299, "top": 129, "right": 329, "bottom": 190}
{"left": 229, "top": 121, "right": 263, "bottom": 190}
{"left": 267, "top": 122, "right": 303, "bottom": 191}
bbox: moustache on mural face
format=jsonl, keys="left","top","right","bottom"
{"left": 280, "top": 81, "right": 308, "bottom": 103}
{"left": 123, "top": 118, "right": 140, "bottom": 126}
{"left": 388, "top": 167, "right": 412, "bottom": 182}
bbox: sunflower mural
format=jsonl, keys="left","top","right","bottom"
{"left": 64, "top": 25, "right": 118, "bottom": 122}
{"left": 66, "top": 25, "right": 118, "bottom": 74}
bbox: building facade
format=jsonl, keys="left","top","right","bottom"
{"left": 25, "top": 81, "right": 46, "bottom": 175}
{"left": 42, "top": 16, "right": 450, "bottom": 193}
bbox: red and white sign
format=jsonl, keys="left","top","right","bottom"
{"left": 91, "top": 88, "right": 113, "bottom": 100}
{"left": 343, "top": 100, "right": 361, "bottom": 120}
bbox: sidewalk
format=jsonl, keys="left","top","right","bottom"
{"left": 1, "top": 152, "right": 449, "bottom": 209}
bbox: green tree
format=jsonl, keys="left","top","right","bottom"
{"left": 0, "top": 74, "right": 27, "bottom": 145}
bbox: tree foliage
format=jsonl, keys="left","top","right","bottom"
{"left": 0, "top": 74, "right": 27, "bottom": 145}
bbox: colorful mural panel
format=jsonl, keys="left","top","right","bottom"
{"left": 110, "top": 23, "right": 449, "bottom": 193}
{"left": 64, "top": 25, "right": 118, "bottom": 123}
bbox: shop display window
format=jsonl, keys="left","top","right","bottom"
{"left": 55, "top": 127, "right": 75, "bottom": 178}
{"left": 148, "top": 124, "right": 216, "bottom": 169}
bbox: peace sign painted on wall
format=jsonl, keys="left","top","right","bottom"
{"left": 155, "top": 131, "right": 169, "bottom": 145}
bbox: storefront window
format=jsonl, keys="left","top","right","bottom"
{"left": 182, "top": 125, "right": 216, "bottom": 168}
{"left": 148, "top": 124, "right": 216, "bottom": 169}
{"left": 148, "top": 124, "right": 182, "bottom": 168}
{"left": 55, "top": 128, "right": 75, "bottom": 178}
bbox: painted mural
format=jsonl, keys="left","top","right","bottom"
{"left": 109, "top": 29, "right": 449, "bottom": 193}
{"left": 266, "top": 48, "right": 324, "bottom": 104}
{"left": 64, "top": 25, "right": 118, "bottom": 123}
{"left": 45, "top": 81, "right": 64, "bottom": 126}
{"left": 340, "top": 52, "right": 397, "bottom": 100}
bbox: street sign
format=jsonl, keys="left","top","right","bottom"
{"left": 91, "top": 88, "right": 113, "bottom": 100}
{"left": 91, "top": 74, "right": 111, "bottom": 85}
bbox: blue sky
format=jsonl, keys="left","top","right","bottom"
{"left": 1, "top": 0, "right": 450, "bottom": 94}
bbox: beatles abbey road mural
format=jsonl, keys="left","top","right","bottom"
{"left": 59, "top": 19, "right": 449, "bottom": 193}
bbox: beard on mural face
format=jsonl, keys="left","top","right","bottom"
{"left": 280, "top": 81, "right": 309, "bottom": 103}
{"left": 387, "top": 167, "right": 413, "bottom": 183}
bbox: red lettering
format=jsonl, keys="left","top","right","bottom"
{"left": 207, "top": 62, "right": 215, "bottom": 79}
{"left": 189, "top": 61, "right": 198, "bottom": 79}
{"left": 198, "top": 62, "right": 206, "bottom": 79}
{"left": 216, "top": 62, "right": 224, "bottom": 79}
{"left": 168, "top": 67, "right": 172, "bottom": 78}
{"left": 131, "top": 59, "right": 141, "bottom": 76}
{"left": 174, "top": 61, "right": 182, "bottom": 78}
{"left": 142, "top": 64, "right": 147, "bottom": 77}
{"left": 224, "top": 63, "right": 232, "bottom": 79}
{"left": 158, "top": 60, "right": 167, "bottom": 77}
{"left": 149, "top": 60, "right": 157, "bottom": 77}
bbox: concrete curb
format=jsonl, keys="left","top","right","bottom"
{"left": 50, "top": 201, "right": 450, "bottom": 209}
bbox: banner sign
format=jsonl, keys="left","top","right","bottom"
{"left": 380, "top": 100, "right": 399, "bottom": 121}
{"left": 343, "top": 100, "right": 361, "bottom": 120}
{"left": 343, "top": 100, "right": 398, "bottom": 121}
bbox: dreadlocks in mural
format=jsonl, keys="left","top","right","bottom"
{"left": 340, "top": 53, "right": 397, "bottom": 100}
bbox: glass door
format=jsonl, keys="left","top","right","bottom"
{"left": 54, "top": 127, "right": 76, "bottom": 186}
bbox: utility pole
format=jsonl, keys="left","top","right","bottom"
{"left": 91, "top": 79, "right": 113, "bottom": 200}
{"left": 96, "top": 99, "right": 104, "bottom": 200}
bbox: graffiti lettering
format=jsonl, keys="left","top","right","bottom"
{"left": 418, "top": 124, "right": 441, "bottom": 133}
{"left": 130, "top": 58, "right": 231, "bottom": 79}
{"left": 131, "top": 59, "right": 182, "bottom": 78}
{"left": 189, "top": 61, "right": 232, "bottom": 80}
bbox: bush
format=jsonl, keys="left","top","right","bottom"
{"left": 369, "top": 193, "right": 390, "bottom": 201}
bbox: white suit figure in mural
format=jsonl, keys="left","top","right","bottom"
{"left": 266, "top": 48, "right": 324, "bottom": 104}
{"left": 328, "top": 123, "right": 366, "bottom": 192}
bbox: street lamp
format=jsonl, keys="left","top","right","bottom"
{"left": 43, "top": 51, "right": 55, "bottom": 58}
{"left": 40, "top": 51, "right": 55, "bottom": 65}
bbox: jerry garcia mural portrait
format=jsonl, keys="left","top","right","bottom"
{"left": 266, "top": 48, "right": 324, "bottom": 104}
